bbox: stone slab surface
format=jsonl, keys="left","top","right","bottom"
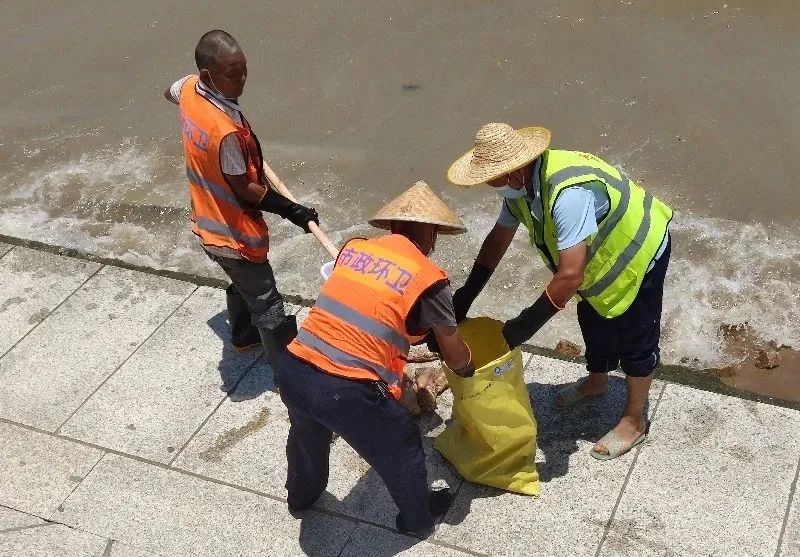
{"left": 0, "top": 422, "right": 104, "bottom": 518}
{"left": 60, "top": 286, "right": 261, "bottom": 463}
{"left": 339, "top": 523, "right": 472, "bottom": 557}
{"left": 57, "top": 454, "right": 356, "bottom": 557}
{"left": 0, "top": 523, "right": 108, "bottom": 557}
{"left": 0, "top": 266, "right": 195, "bottom": 431}
{"left": 601, "top": 384, "right": 800, "bottom": 557}
{"left": 0, "top": 506, "right": 45, "bottom": 530}
{"left": 172, "top": 361, "right": 288, "bottom": 494}
{"left": 782, "top": 476, "right": 800, "bottom": 557}
{"left": 294, "top": 305, "right": 312, "bottom": 326}
{"left": 0, "top": 247, "right": 100, "bottom": 356}
{"left": 0, "top": 243, "right": 12, "bottom": 258}
{"left": 435, "top": 355, "right": 661, "bottom": 557}
{"left": 106, "top": 541, "right": 164, "bottom": 557}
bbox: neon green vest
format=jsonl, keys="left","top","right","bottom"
{"left": 507, "top": 149, "right": 672, "bottom": 318}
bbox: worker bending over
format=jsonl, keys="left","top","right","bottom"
{"left": 448, "top": 123, "right": 672, "bottom": 461}
{"left": 278, "top": 182, "right": 474, "bottom": 536}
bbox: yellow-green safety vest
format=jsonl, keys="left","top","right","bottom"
{"left": 506, "top": 149, "right": 672, "bottom": 318}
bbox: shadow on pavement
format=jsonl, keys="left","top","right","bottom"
{"left": 528, "top": 375, "right": 646, "bottom": 482}
{"left": 229, "top": 360, "right": 276, "bottom": 402}
{"left": 441, "top": 374, "right": 648, "bottom": 527}
{"left": 206, "top": 309, "right": 273, "bottom": 401}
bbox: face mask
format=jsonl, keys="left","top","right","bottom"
{"left": 203, "top": 71, "right": 237, "bottom": 102}
{"left": 496, "top": 185, "right": 528, "bottom": 199}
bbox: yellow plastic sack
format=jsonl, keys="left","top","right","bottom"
{"left": 434, "top": 317, "right": 540, "bottom": 496}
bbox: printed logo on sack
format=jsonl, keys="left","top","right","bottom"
{"left": 493, "top": 361, "right": 514, "bottom": 377}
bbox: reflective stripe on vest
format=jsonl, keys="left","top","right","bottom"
{"left": 509, "top": 150, "right": 672, "bottom": 318}
{"left": 287, "top": 234, "right": 448, "bottom": 399}
{"left": 194, "top": 216, "right": 270, "bottom": 250}
{"left": 315, "top": 294, "right": 411, "bottom": 354}
{"left": 186, "top": 166, "right": 242, "bottom": 209}
{"left": 295, "top": 329, "right": 399, "bottom": 387}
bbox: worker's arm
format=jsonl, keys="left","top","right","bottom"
{"left": 547, "top": 242, "right": 587, "bottom": 307}
{"left": 475, "top": 222, "right": 517, "bottom": 270}
{"left": 452, "top": 223, "right": 516, "bottom": 321}
{"left": 164, "top": 76, "right": 193, "bottom": 106}
{"left": 224, "top": 172, "right": 319, "bottom": 232}
{"left": 163, "top": 87, "right": 179, "bottom": 105}
{"left": 501, "top": 234, "right": 588, "bottom": 349}
{"left": 223, "top": 172, "right": 269, "bottom": 206}
{"left": 433, "top": 324, "right": 474, "bottom": 377}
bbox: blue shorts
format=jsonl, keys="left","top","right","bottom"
{"left": 577, "top": 237, "right": 671, "bottom": 377}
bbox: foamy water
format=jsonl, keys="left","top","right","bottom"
{"left": 1, "top": 141, "right": 797, "bottom": 369}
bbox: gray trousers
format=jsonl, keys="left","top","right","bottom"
{"left": 205, "top": 250, "right": 290, "bottom": 366}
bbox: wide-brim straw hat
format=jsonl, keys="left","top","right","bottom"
{"left": 447, "top": 123, "right": 551, "bottom": 186}
{"left": 369, "top": 180, "right": 466, "bottom": 235}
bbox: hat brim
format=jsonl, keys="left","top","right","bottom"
{"left": 368, "top": 216, "right": 465, "bottom": 235}
{"left": 447, "top": 126, "right": 551, "bottom": 187}
{"left": 368, "top": 180, "right": 467, "bottom": 235}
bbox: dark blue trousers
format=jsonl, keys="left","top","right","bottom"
{"left": 275, "top": 352, "right": 434, "bottom": 530}
{"left": 578, "top": 237, "right": 672, "bottom": 377}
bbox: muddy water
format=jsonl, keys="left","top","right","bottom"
{"left": 1, "top": 1, "right": 798, "bottom": 378}
{"left": 714, "top": 324, "right": 800, "bottom": 402}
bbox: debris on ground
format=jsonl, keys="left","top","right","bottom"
{"left": 399, "top": 374, "right": 421, "bottom": 416}
{"left": 414, "top": 364, "right": 449, "bottom": 413}
{"left": 554, "top": 339, "right": 582, "bottom": 357}
{"left": 754, "top": 347, "right": 780, "bottom": 370}
{"left": 407, "top": 344, "right": 440, "bottom": 363}
{"left": 711, "top": 323, "right": 799, "bottom": 402}
{"left": 398, "top": 357, "right": 450, "bottom": 416}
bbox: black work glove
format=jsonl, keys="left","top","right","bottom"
{"left": 255, "top": 188, "right": 319, "bottom": 233}
{"left": 501, "top": 291, "right": 560, "bottom": 349}
{"left": 452, "top": 262, "right": 493, "bottom": 322}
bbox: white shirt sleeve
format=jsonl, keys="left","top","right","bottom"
{"left": 169, "top": 75, "right": 194, "bottom": 103}
{"left": 173, "top": 75, "right": 248, "bottom": 177}
{"left": 496, "top": 200, "right": 521, "bottom": 229}
{"left": 552, "top": 187, "right": 598, "bottom": 250}
{"left": 219, "top": 134, "right": 248, "bottom": 176}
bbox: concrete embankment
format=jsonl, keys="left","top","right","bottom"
{"left": 1, "top": 233, "right": 796, "bottom": 411}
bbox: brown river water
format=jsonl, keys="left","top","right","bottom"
{"left": 0, "top": 1, "right": 798, "bottom": 391}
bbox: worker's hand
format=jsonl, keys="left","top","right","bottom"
{"left": 452, "top": 262, "right": 493, "bottom": 322}
{"left": 284, "top": 203, "right": 319, "bottom": 233}
{"left": 255, "top": 188, "right": 319, "bottom": 232}
{"left": 501, "top": 291, "right": 560, "bottom": 349}
{"left": 433, "top": 324, "right": 474, "bottom": 377}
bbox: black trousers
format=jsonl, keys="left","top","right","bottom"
{"left": 577, "top": 237, "right": 671, "bottom": 377}
{"left": 205, "top": 250, "right": 287, "bottom": 332}
{"left": 205, "top": 250, "right": 294, "bottom": 369}
{"left": 276, "top": 352, "right": 435, "bottom": 531}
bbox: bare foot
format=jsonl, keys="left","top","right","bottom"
{"left": 592, "top": 415, "right": 648, "bottom": 456}
{"left": 555, "top": 374, "right": 609, "bottom": 408}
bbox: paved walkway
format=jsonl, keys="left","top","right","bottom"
{"left": 1, "top": 241, "right": 798, "bottom": 557}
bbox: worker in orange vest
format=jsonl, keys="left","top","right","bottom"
{"left": 279, "top": 181, "right": 474, "bottom": 537}
{"left": 164, "top": 30, "right": 318, "bottom": 370}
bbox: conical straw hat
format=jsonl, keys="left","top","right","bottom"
{"left": 369, "top": 180, "right": 466, "bottom": 235}
{"left": 447, "top": 123, "right": 551, "bottom": 187}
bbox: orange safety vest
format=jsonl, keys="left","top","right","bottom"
{"left": 178, "top": 76, "right": 270, "bottom": 262}
{"left": 288, "top": 234, "right": 448, "bottom": 400}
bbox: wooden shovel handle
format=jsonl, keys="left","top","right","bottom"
{"left": 261, "top": 161, "right": 339, "bottom": 259}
